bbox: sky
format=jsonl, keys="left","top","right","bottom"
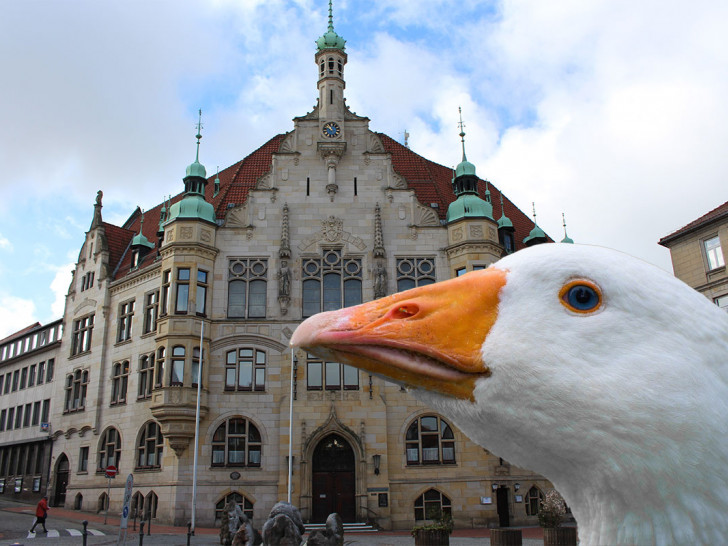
{"left": 0, "top": 0, "right": 726, "bottom": 338}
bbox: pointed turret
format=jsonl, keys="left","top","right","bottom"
{"left": 446, "top": 108, "right": 493, "bottom": 222}
{"left": 316, "top": 0, "right": 348, "bottom": 122}
{"left": 561, "top": 212, "right": 574, "bottom": 244}
{"left": 165, "top": 110, "right": 216, "bottom": 226}
{"left": 523, "top": 202, "right": 548, "bottom": 246}
{"left": 130, "top": 209, "right": 155, "bottom": 268}
{"left": 497, "top": 194, "right": 516, "bottom": 254}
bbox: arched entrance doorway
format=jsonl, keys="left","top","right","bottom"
{"left": 54, "top": 454, "right": 69, "bottom": 507}
{"left": 312, "top": 434, "right": 356, "bottom": 523}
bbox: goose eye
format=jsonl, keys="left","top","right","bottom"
{"left": 559, "top": 280, "right": 602, "bottom": 313}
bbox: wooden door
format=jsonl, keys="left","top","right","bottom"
{"left": 312, "top": 434, "right": 356, "bottom": 523}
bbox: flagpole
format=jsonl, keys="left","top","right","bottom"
{"left": 191, "top": 320, "right": 204, "bottom": 533}
{"left": 287, "top": 350, "right": 295, "bottom": 503}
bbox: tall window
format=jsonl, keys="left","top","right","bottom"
{"left": 28, "top": 364, "right": 36, "bottom": 387}
{"left": 64, "top": 369, "right": 89, "bottom": 413}
{"left": 227, "top": 258, "right": 268, "bottom": 318}
{"left": 405, "top": 415, "right": 456, "bottom": 465}
{"left": 175, "top": 268, "right": 190, "bottom": 314}
{"left": 306, "top": 355, "right": 358, "bottom": 391}
{"left": 397, "top": 257, "right": 436, "bottom": 291}
{"left": 37, "top": 362, "right": 45, "bottom": 385}
{"left": 31, "top": 401, "right": 40, "bottom": 426}
{"left": 192, "top": 347, "right": 201, "bottom": 387}
{"left": 79, "top": 447, "right": 89, "bottom": 472}
{"left": 110, "top": 361, "right": 129, "bottom": 405}
{"left": 196, "top": 270, "right": 208, "bottom": 315}
{"left": 20, "top": 368, "right": 27, "bottom": 389}
{"left": 71, "top": 315, "right": 94, "bottom": 355}
{"left": 138, "top": 354, "right": 154, "bottom": 399}
{"left": 525, "top": 486, "right": 543, "bottom": 516}
{"left": 41, "top": 399, "right": 50, "bottom": 424}
{"left": 155, "top": 347, "right": 165, "bottom": 388}
{"left": 211, "top": 417, "right": 262, "bottom": 467}
{"left": 136, "top": 422, "right": 164, "bottom": 469}
{"left": 98, "top": 427, "right": 121, "bottom": 471}
{"left": 161, "top": 270, "right": 171, "bottom": 316}
{"left": 143, "top": 290, "right": 159, "bottom": 334}
{"left": 225, "top": 349, "right": 266, "bottom": 391}
{"left": 117, "top": 301, "right": 134, "bottom": 342}
{"left": 414, "top": 489, "right": 452, "bottom": 521}
{"left": 46, "top": 359, "right": 54, "bottom": 382}
{"left": 715, "top": 294, "right": 728, "bottom": 312}
{"left": 215, "top": 493, "right": 254, "bottom": 523}
{"left": 171, "top": 346, "right": 185, "bottom": 386}
{"left": 302, "top": 249, "right": 362, "bottom": 318}
{"left": 705, "top": 236, "right": 725, "bottom": 270}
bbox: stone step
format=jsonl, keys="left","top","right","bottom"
{"left": 304, "top": 522, "right": 378, "bottom": 533}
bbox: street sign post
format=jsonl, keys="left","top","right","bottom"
{"left": 103, "top": 465, "right": 117, "bottom": 525}
{"left": 105, "top": 465, "right": 118, "bottom": 479}
{"left": 118, "top": 473, "right": 134, "bottom": 545}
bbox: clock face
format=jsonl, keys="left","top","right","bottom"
{"left": 322, "top": 121, "right": 341, "bottom": 138}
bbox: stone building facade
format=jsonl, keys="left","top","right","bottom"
{"left": 0, "top": 320, "right": 61, "bottom": 502}
{"left": 659, "top": 200, "right": 728, "bottom": 310}
{"left": 8, "top": 8, "right": 562, "bottom": 531}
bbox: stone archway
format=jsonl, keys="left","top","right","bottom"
{"left": 311, "top": 434, "right": 356, "bottom": 523}
{"left": 53, "top": 454, "right": 69, "bottom": 507}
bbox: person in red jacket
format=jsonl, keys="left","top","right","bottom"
{"left": 29, "top": 496, "right": 49, "bottom": 533}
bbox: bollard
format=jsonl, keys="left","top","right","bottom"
{"left": 187, "top": 522, "right": 193, "bottom": 546}
{"left": 139, "top": 521, "right": 145, "bottom": 546}
{"left": 82, "top": 520, "right": 88, "bottom": 546}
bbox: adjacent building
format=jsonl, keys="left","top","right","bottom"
{"left": 659, "top": 200, "right": 728, "bottom": 310}
{"left": 2, "top": 4, "right": 566, "bottom": 530}
{"left": 0, "top": 320, "right": 61, "bottom": 502}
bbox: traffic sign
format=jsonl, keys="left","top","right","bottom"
{"left": 120, "top": 473, "right": 134, "bottom": 531}
{"left": 105, "top": 465, "right": 118, "bottom": 478}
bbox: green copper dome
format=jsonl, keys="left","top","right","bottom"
{"left": 131, "top": 232, "right": 154, "bottom": 250}
{"left": 497, "top": 214, "right": 513, "bottom": 229}
{"left": 186, "top": 160, "right": 206, "bottom": 179}
{"left": 317, "top": 0, "right": 346, "bottom": 51}
{"left": 523, "top": 223, "right": 547, "bottom": 245}
{"left": 447, "top": 194, "right": 494, "bottom": 223}
{"left": 455, "top": 158, "right": 476, "bottom": 178}
{"left": 166, "top": 195, "right": 216, "bottom": 225}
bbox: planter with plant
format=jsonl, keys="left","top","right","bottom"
{"left": 411, "top": 512, "right": 453, "bottom": 546}
{"left": 539, "top": 490, "right": 577, "bottom": 546}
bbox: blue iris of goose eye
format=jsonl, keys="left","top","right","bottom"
{"left": 566, "top": 284, "right": 600, "bottom": 311}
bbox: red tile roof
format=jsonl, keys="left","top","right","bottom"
{"left": 659, "top": 200, "right": 728, "bottom": 246}
{"left": 0, "top": 323, "right": 41, "bottom": 345}
{"left": 109, "top": 132, "right": 546, "bottom": 280}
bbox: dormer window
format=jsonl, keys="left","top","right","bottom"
{"left": 130, "top": 250, "right": 140, "bottom": 269}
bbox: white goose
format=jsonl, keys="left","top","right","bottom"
{"left": 292, "top": 244, "right": 728, "bottom": 545}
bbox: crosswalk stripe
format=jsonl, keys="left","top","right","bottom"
{"left": 67, "top": 529, "right": 82, "bottom": 536}
{"left": 88, "top": 528, "right": 105, "bottom": 535}
{"left": 47, "top": 530, "right": 60, "bottom": 537}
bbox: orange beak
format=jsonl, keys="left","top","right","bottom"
{"left": 291, "top": 267, "right": 507, "bottom": 401}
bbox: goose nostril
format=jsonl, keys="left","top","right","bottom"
{"left": 389, "top": 304, "right": 419, "bottom": 320}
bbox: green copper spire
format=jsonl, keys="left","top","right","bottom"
{"left": 523, "top": 202, "right": 547, "bottom": 245}
{"left": 316, "top": 0, "right": 346, "bottom": 51}
{"left": 186, "top": 109, "right": 207, "bottom": 179}
{"left": 561, "top": 212, "right": 574, "bottom": 244}
{"left": 497, "top": 193, "right": 513, "bottom": 229}
{"left": 447, "top": 108, "right": 493, "bottom": 223}
{"left": 131, "top": 210, "right": 154, "bottom": 250}
{"left": 454, "top": 107, "right": 476, "bottom": 178}
{"left": 165, "top": 111, "right": 216, "bottom": 226}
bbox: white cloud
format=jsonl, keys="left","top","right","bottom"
{"left": 0, "top": 294, "right": 37, "bottom": 340}
{"left": 0, "top": 234, "right": 11, "bottom": 251}
{"left": 50, "top": 264, "right": 75, "bottom": 319}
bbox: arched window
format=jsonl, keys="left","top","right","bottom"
{"left": 396, "top": 257, "right": 436, "bottom": 291}
{"left": 110, "top": 361, "right": 129, "bottom": 405}
{"left": 136, "top": 422, "right": 164, "bottom": 469}
{"left": 414, "top": 489, "right": 451, "bottom": 521}
{"left": 131, "top": 491, "right": 144, "bottom": 520}
{"left": 145, "top": 491, "right": 158, "bottom": 520}
{"left": 212, "top": 418, "right": 262, "bottom": 467}
{"left": 98, "top": 492, "right": 109, "bottom": 513}
{"left": 215, "top": 492, "right": 254, "bottom": 523}
{"left": 405, "top": 415, "right": 456, "bottom": 465}
{"left": 171, "top": 346, "right": 185, "bottom": 386}
{"left": 525, "top": 486, "right": 543, "bottom": 516}
{"left": 74, "top": 492, "right": 83, "bottom": 510}
{"left": 97, "top": 427, "right": 121, "bottom": 471}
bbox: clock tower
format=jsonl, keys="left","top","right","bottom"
{"left": 315, "top": 0, "right": 347, "bottom": 131}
